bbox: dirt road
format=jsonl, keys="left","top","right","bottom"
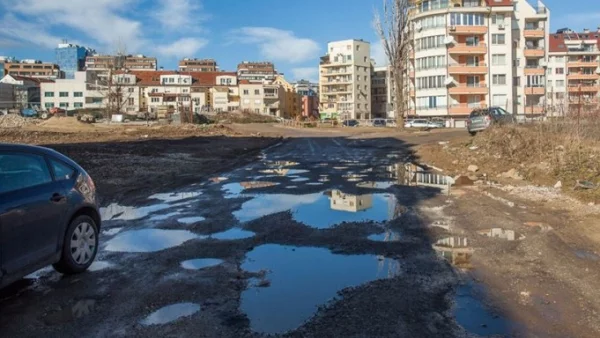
{"left": 0, "top": 126, "right": 599, "bottom": 337}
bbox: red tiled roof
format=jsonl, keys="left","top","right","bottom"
{"left": 238, "top": 80, "right": 251, "bottom": 84}
{"left": 485, "top": 0, "right": 512, "bottom": 7}
{"left": 117, "top": 70, "right": 237, "bottom": 86}
{"left": 549, "top": 32, "right": 600, "bottom": 53}
{"left": 8, "top": 75, "right": 54, "bottom": 84}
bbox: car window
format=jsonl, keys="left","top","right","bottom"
{"left": 50, "top": 159, "right": 76, "bottom": 181}
{"left": 495, "top": 107, "right": 509, "bottom": 115}
{"left": 0, "top": 153, "right": 53, "bottom": 194}
{"left": 470, "top": 110, "right": 481, "bottom": 117}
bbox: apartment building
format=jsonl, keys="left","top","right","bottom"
{"left": 40, "top": 71, "right": 103, "bottom": 110}
{"left": 56, "top": 43, "right": 95, "bottom": 79}
{"left": 371, "top": 66, "right": 394, "bottom": 118}
{"left": 239, "top": 80, "right": 289, "bottom": 117}
{"left": 319, "top": 39, "right": 372, "bottom": 120}
{"left": 274, "top": 75, "right": 303, "bottom": 117}
{"left": 179, "top": 58, "right": 218, "bottom": 72}
{"left": 408, "top": 0, "right": 549, "bottom": 125}
{"left": 124, "top": 55, "right": 157, "bottom": 71}
{"left": 237, "top": 61, "right": 277, "bottom": 83}
{"left": 85, "top": 55, "right": 157, "bottom": 71}
{"left": 546, "top": 28, "right": 600, "bottom": 115}
{"left": 0, "top": 74, "right": 52, "bottom": 108}
{"left": 3, "top": 59, "right": 60, "bottom": 79}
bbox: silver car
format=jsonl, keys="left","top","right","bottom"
{"left": 404, "top": 119, "right": 443, "bottom": 129}
{"left": 466, "top": 107, "right": 515, "bottom": 136}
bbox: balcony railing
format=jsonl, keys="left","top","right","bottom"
{"left": 448, "top": 63, "right": 488, "bottom": 74}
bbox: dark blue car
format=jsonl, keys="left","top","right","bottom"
{"left": 0, "top": 144, "right": 101, "bottom": 288}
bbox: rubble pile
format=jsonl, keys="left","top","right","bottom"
{"left": 0, "top": 114, "right": 33, "bottom": 128}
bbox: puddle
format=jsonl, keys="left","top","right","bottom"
{"left": 223, "top": 181, "right": 279, "bottom": 198}
{"left": 44, "top": 299, "right": 96, "bottom": 325}
{"left": 306, "top": 182, "right": 324, "bottom": 186}
{"left": 102, "top": 227, "right": 122, "bottom": 236}
{"left": 104, "top": 229, "right": 200, "bottom": 253}
{"left": 100, "top": 203, "right": 171, "bottom": 221}
{"left": 241, "top": 245, "right": 400, "bottom": 334}
{"left": 89, "top": 261, "right": 114, "bottom": 272}
{"left": 210, "top": 228, "right": 255, "bottom": 240}
{"left": 266, "top": 161, "right": 299, "bottom": 167}
{"left": 368, "top": 229, "right": 401, "bottom": 242}
{"left": 149, "top": 212, "right": 181, "bottom": 222}
{"left": 478, "top": 228, "right": 524, "bottom": 241}
{"left": 346, "top": 177, "right": 363, "bottom": 182}
{"left": 210, "top": 177, "right": 228, "bottom": 183}
{"left": 285, "top": 186, "right": 298, "bottom": 189}
{"left": 574, "top": 249, "right": 600, "bottom": 261}
{"left": 291, "top": 177, "right": 310, "bottom": 182}
{"left": 356, "top": 181, "right": 395, "bottom": 189}
{"left": 433, "top": 237, "right": 474, "bottom": 270}
{"left": 177, "top": 216, "right": 206, "bottom": 225}
{"left": 140, "top": 303, "right": 201, "bottom": 326}
{"left": 260, "top": 169, "right": 308, "bottom": 176}
{"left": 234, "top": 191, "right": 401, "bottom": 228}
{"left": 149, "top": 192, "right": 202, "bottom": 203}
{"left": 181, "top": 258, "right": 224, "bottom": 270}
{"left": 332, "top": 166, "right": 349, "bottom": 170}
{"left": 454, "top": 283, "right": 511, "bottom": 336}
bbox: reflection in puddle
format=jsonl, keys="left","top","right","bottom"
{"left": 368, "top": 229, "right": 401, "bottom": 242}
{"left": 259, "top": 169, "right": 308, "bottom": 176}
{"left": 478, "top": 228, "right": 524, "bottom": 241}
{"left": 181, "top": 258, "right": 224, "bottom": 270}
{"left": 357, "top": 181, "right": 395, "bottom": 189}
{"left": 177, "top": 216, "right": 206, "bottom": 225}
{"left": 100, "top": 203, "right": 171, "bottom": 221}
{"left": 233, "top": 193, "right": 322, "bottom": 223}
{"left": 140, "top": 303, "right": 201, "bottom": 326}
{"left": 89, "top": 261, "right": 114, "bottom": 272}
{"left": 575, "top": 249, "right": 600, "bottom": 261}
{"left": 149, "top": 192, "right": 202, "bottom": 203}
{"left": 241, "top": 245, "right": 400, "bottom": 334}
{"left": 105, "top": 229, "right": 200, "bottom": 253}
{"left": 291, "top": 177, "right": 310, "bottom": 182}
{"left": 433, "top": 237, "right": 474, "bottom": 270}
{"left": 44, "top": 299, "right": 96, "bottom": 325}
{"left": 223, "top": 181, "right": 279, "bottom": 198}
{"left": 210, "top": 177, "right": 228, "bottom": 183}
{"left": 210, "top": 228, "right": 255, "bottom": 240}
{"left": 149, "top": 212, "right": 181, "bottom": 222}
{"left": 266, "top": 161, "right": 299, "bottom": 167}
{"left": 285, "top": 186, "right": 297, "bottom": 189}
{"left": 306, "top": 182, "right": 324, "bottom": 186}
{"left": 454, "top": 283, "right": 511, "bottom": 336}
{"left": 387, "top": 163, "right": 454, "bottom": 193}
{"left": 102, "top": 227, "right": 122, "bottom": 236}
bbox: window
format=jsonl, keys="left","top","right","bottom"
{"left": 59, "top": 102, "right": 69, "bottom": 108}
{"left": 74, "top": 102, "right": 83, "bottom": 108}
{"left": 254, "top": 109, "right": 260, "bottom": 114}
{"left": 491, "top": 14, "right": 505, "bottom": 25}
{"left": 513, "top": 58, "right": 520, "bottom": 67}
{"left": 466, "top": 36, "right": 480, "bottom": 46}
{"left": 73, "top": 92, "right": 83, "bottom": 97}
{"left": 450, "top": 13, "right": 484, "bottom": 26}
{"left": 417, "top": 15, "right": 446, "bottom": 30}
{"left": 44, "top": 92, "right": 54, "bottom": 97}
{"left": 492, "top": 54, "right": 506, "bottom": 66}
{"left": 356, "top": 45, "right": 360, "bottom": 51}
{"left": 364, "top": 56, "right": 367, "bottom": 63}
{"left": 44, "top": 103, "right": 54, "bottom": 108}
{"left": 50, "top": 159, "right": 75, "bottom": 181}
{"left": 346, "top": 55, "right": 352, "bottom": 61}
{"left": 356, "top": 75, "right": 360, "bottom": 81}
{"left": 415, "top": 35, "right": 445, "bottom": 51}
{"left": 416, "top": 75, "right": 445, "bottom": 89}
{"left": 416, "top": 55, "right": 446, "bottom": 70}
{"left": 492, "top": 94, "right": 507, "bottom": 106}
{"left": 556, "top": 68, "right": 564, "bottom": 74}
{"left": 151, "top": 98, "right": 160, "bottom": 103}
{"left": 364, "top": 76, "right": 367, "bottom": 81}
{"left": 243, "top": 89, "right": 249, "bottom": 95}
{"left": 547, "top": 80, "right": 553, "bottom": 87}
{"left": 493, "top": 74, "right": 507, "bottom": 85}
{"left": 556, "top": 80, "right": 565, "bottom": 87}
{"left": 127, "top": 88, "right": 134, "bottom": 93}
{"left": 59, "top": 92, "right": 69, "bottom": 97}
{"left": 416, "top": 95, "right": 447, "bottom": 109}
{"left": 357, "top": 103, "right": 361, "bottom": 109}
{"left": 0, "top": 154, "right": 52, "bottom": 194}
{"left": 128, "top": 98, "right": 134, "bottom": 105}
{"left": 254, "top": 89, "right": 260, "bottom": 95}
{"left": 492, "top": 34, "right": 505, "bottom": 45}
{"left": 254, "top": 99, "right": 261, "bottom": 104}
{"left": 526, "top": 75, "right": 545, "bottom": 87}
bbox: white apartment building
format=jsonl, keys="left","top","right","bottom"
{"left": 371, "top": 66, "right": 394, "bottom": 118}
{"left": 319, "top": 39, "right": 372, "bottom": 120}
{"left": 239, "top": 81, "right": 286, "bottom": 117}
{"left": 40, "top": 71, "right": 103, "bottom": 110}
{"left": 146, "top": 74, "right": 193, "bottom": 114}
{"left": 408, "top": 0, "right": 549, "bottom": 126}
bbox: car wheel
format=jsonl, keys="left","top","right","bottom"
{"left": 53, "top": 215, "right": 98, "bottom": 275}
{"left": 469, "top": 131, "right": 477, "bottom": 136}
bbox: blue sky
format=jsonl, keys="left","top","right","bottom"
{"left": 0, "top": 0, "right": 597, "bottom": 82}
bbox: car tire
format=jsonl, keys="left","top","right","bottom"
{"left": 469, "top": 131, "right": 477, "bottom": 136}
{"left": 53, "top": 215, "right": 98, "bottom": 275}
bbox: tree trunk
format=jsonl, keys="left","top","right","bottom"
{"left": 394, "top": 68, "right": 405, "bottom": 129}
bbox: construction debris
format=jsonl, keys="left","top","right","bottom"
{"left": 0, "top": 114, "right": 36, "bottom": 128}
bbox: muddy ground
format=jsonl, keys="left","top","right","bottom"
{"left": 0, "top": 124, "right": 599, "bottom": 337}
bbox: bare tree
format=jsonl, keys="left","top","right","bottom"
{"left": 373, "top": 0, "right": 412, "bottom": 128}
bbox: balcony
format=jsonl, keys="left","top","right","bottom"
{"left": 524, "top": 47, "right": 545, "bottom": 58}
{"left": 448, "top": 26, "right": 487, "bottom": 35}
{"left": 567, "top": 61, "right": 598, "bottom": 68}
{"left": 448, "top": 43, "right": 487, "bottom": 55}
{"left": 448, "top": 104, "right": 487, "bottom": 115}
{"left": 568, "top": 85, "right": 599, "bottom": 93}
{"left": 448, "top": 63, "right": 488, "bottom": 74}
{"left": 524, "top": 106, "right": 544, "bottom": 114}
{"left": 567, "top": 73, "right": 600, "bottom": 81}
{"left": 448, "top": 84, "right": 488, "bottom": 95}
{"left": 523, "top": 29, "right": 545, "bottom": 38}
{"left": 524, "top": 67, "right": 545, "bottom": 75}
{"left": 524, "top": 86, "right": 545, "bottom": 95}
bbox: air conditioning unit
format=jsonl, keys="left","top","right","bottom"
{"left": 444, "top": 36, "right": 455, "bottom": 45}
{"left": 444, "top": 77, "right": 456, "bottom": 86}
{"left": 449, "top": 26, "right": 456, "bottom": 31}
{"left": 498, "top": 24, "right": 505, "bottom": 30}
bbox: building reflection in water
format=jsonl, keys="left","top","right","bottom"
{"left": 433, "top": 237, "right": 474, "bottom": 270}
{"left": 386, "top": 162, "right": 454, "bottom": 194}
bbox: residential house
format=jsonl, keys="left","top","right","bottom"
{"left": 40, "top": 71, "right": 103, "bottom": 110}
{"left": 0, "top": 74, "right": 52, "bottom": 108}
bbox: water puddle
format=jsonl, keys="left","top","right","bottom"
{"left": 44, "top": 299, "right": 96, "bottom": 325}
{"left": 104, "top": 229, "right": 201, "bottom": 253}
{"left": 387, "top": 162, "right": 454, "bottom": 192}
{"left": 181, "top": 258, "right": 224, "bottom": 270}
{"left": 140, "top": 303, "right": 201, "bottom": 326}
{"left": 89, "top": 261, "right": 114, "bottom": 272}
{"left": 306, "top": 182, "right": 324, "bottom": 186}
{"left": 291, "top": 177, "right": 310, "bottom": 182}
{"left": 210, "top": 228, "right": 255, "bottom": 240}
{"left": 454, "top": 283, "right": 512, "bottom": 336}
{"left": 100, "top": 203, "right": 171, "bottom": 221}
{"left": 223, "top": 181, "right": 279, "bottom": 198}
{"left": 102, "top": 227, "right": 122, "bottom": 236}
{"left": 210, "top": 177, "right": 228, "bottom": 183}
{"left": 477, "top": 228, "right": 524, "bottom": 241}
{"left": 357, "top": 181, "right": 395, "bottom": 189}
{"left": 149, "top": 192, "right": 202, "bottom": 203}
{"left": 285, "top": 186, "right": 297, "bottom": 189}
{"left": 266, "top": 161, "right": 299, "bottom": 167}
{"left": 234, "top": 191, "right": 401, "bottom": 228}
{"left": 433, "top": 237, "right": 474, "bottom": 270}
{"left": 241, "top": 245, "right": 400, "bottom": 334}
{"left": 368, "top": 229, "right": 401, "bottom": 242}
{"left": 149, "top": 212, "right": 181, "bottom": 222}
{"left": 574, "top": 249, "right": 600, "bottom": 261}
{"left": 177, "top": 216, "right": 206, "bottom": 225}
{"left": 259, "top": 169, "right": 309, "bottom": 176}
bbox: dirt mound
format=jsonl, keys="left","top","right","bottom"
{"left": 36, "top": 116, "right": 96, "bottom": 131}
{"left": 0, "top": 114, "right": 36, "bottom": 128}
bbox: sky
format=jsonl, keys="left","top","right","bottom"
{"left": 0, "top": 0, "right": 597, "bottom": 83}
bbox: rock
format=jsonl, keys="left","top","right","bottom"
{"left": 438, "top": 141, "right": 449, "bottom": 145}
{"left": 469, "top": 146, "right": 479, "bottom": 150}
{"left": 501, "top": 168, "right": 524, "bottom": 180}
{"left": 467, "top": 165, "right": 479, "bottom": 173}
{"left": 589, "top": 202, "right": 595, "bottom": 206}
{"left": 554, "top": 181, "right": 562, "bottom": 189}
{"left": 452, "top": 160, "right": 459, "bottom": 165}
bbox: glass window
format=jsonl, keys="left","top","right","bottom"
{"left": 73, "top": 92, "right": 83, "bottom": 97}
{"left": 74, "top": 102, "right": 83, "bottom": 108}
{"left": 59, "top": 92, "right": 69, "bottom": 97}
{"left": 44, "top": 103, "right": 54, "bottom": 108}
{"left": 0, "top": 154, "right": 52, "bottom": 193}
{"left": 44, "top": 92, "right": 54, "bottom": 97}
{"left": 254, "top": 89, "right": 260, "bottom": 95}
{"left": 556, "top": 68, "right": 564, "bottom": 74}
{"left": 50, "top": 159, "right": 75, "bottom": 181}
{"left": 492, "top": 34, "right": 505, "bottom": 44}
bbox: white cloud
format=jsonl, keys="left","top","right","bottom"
{"left": 0, "top": 13, "right": 68, "bottom": 48}
{"left": 232, "top": 27, "right": 320, "bottom": 64}
{"left": 371, "top": 40, "right": 389, "bottom": 67}
{"left": 154, "top": 0, "right": 207, "bottom": 32}
{"left": 156, "top": 38, "right": 208, "bottom": 57}
{"left": 291, "top": 67, "right": 318, "bottom": 82}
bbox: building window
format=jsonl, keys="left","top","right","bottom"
{"left": 254, "top": 108, "right": 260, "bottom": 114}
{"left": 556, "top": 68, "right": 564, "bottom": 74}
{"left": 44, "top": 92, "right": 54, "bottom": 97}
{"left": 356, "top": 45, "right": 360, "bottom": 51}
{"left": 492, "top": 34, "right": 505, "bottom": 45}
{"left": 128, "top": 88, "right": 134, "bottom": 93}
{"left": 73, "top": 92, "right": 83, "bottom": 97}
{"left": 492, "top": 94, "right": 507, "bottom": 106}
{"left": 556, "top": 80, "right": 565, "bottom": 87}
{"left": 59, "top": 102, "right": 69, "bottom": 108}
{"left": 346, "top": 55, "right": 352, "bottom": 62}
{"left": 364, "top": 76, "right": 367, "bottom": 81}
{"left": 128, "top": 98, "right": 134, "bottom": 105}
{"left": 74, "top": 102, "right": 83, "bottom": 108}
{"left": 254, "top": 89, "right": 260, "bottom": 95}
{"left": 450, "top": 13, "right": 484, "bottom": 26}
{"left": 363, "top": 56, "right": 367, "bottom": 63}
{"left": 59, "top": 92, "right": 69, "bottom": 97}
{"left": 492, "top": 74, "right": 507, "bottom": 85}
{"left": 491, "top": 54, "right": 506, "bottom": 66}
{"left": 491, "top": 14, "right": 505, "bottom": 25}
{"left": 44, "top": 102, "right": 54, "bottom": 108}
{"left": 243, "top": 89, "right": 249, "bottom": 95}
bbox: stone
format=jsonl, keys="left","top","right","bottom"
{"left": 501, "top": 168, "right": 524, "bottom": 180}
{"left": 453, "top": 175, "right": 474, "bottom": 186}
{"left": 554, "top": 181, "right": 562, "bottom": 189}
{"left": 452, "top": 160, "right": 459, "bottom": 165}
{"left": 467, "top": 165, "right": 479, "bottom": 173}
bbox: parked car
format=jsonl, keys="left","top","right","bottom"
{"left": 21, "top": 108, "right": 38, "bottom": 118}
{"left": 404, "top": 119, "right": 442, "bottom": 129}
{"left": 386, "top": 119, "right": 398, "bottom": 127}
{"left": 342, "top": 119, "right": 359, "bottom": 127}
{"left": 467, "top": 107, "right": 515, "bottom": 136}
{"left": 372, "top": 118, "right": 387, "bottom": 127}
{"left": 0, "top": 144, "right": 100, "bottom": 289}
